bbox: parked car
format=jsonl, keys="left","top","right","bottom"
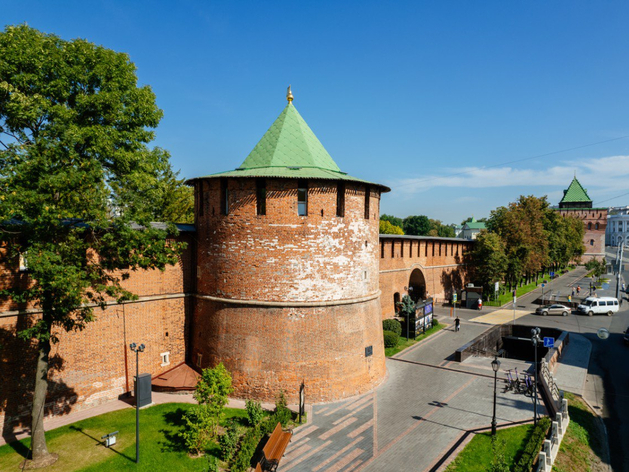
{"left": 576, "top": 297, "right": 619, "bottom": 316}
{"left": 535, "top": 304, "right": 571, "bottom": 316}
{"left": 623, "top": 327, "right": 629, "bottom": 346}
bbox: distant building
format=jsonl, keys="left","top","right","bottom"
{"left": 461, "top": 217, "right": 485, "bottom": 240}
{"left": 556, "top": 177, "right": 606, "bottom": 262}
{"left": 606, "top": 206, "right": 629, "bottom": 247}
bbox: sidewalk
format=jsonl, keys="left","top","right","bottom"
{"left": 281, "top": 320, "right": 544, "bottom": 472}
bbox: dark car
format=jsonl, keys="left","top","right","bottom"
{"left": 624, "top": 327, "right": 629, "bottom": 346}
{"left": 535, "top": 304, "right": 570, "bottom": 316}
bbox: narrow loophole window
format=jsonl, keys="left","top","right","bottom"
{"left": 256, "top": 178, "right": 266, "bottom": 216}
{"left": 298, "top": 180, "right": 308, "bottom": 216}
{"left": 337, "top": 182, "right": 345, "bottom": 217}
{"left": 220, "top": 178, "right": 229, "bottom": 215}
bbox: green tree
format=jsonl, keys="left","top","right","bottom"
{"left": 403, "top": 215, "right": 431, "bottom": 236}
{"left": 396, "top": 294, "right": 416, "bottom": 319}
{"left": 380, "top": 214, "right": 404, "bottom": 229}
{"left": 0, "top": 25, "right": 183, "bottom": 465}
{"left": 470, "top": 231, "right": 508, "bottom": 294}
{"left": 194, "top": 363, "right": 234, "bottom": 424}
{"left": 585, "top": 259, "right": 606, "bottom": 279}
{"left": 429, "top": 219, "right": 456, "bottom": 238}
{"left": 379, "top": 219, "right": 404, "bottom": 234}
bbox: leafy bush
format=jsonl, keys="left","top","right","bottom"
{"left": 246, "top": 399, "right": 265, "bottom": 427}
{"left": 432, "top": 317, "right": 440, "bottom": 327}
{"left": 513, "top": 417, "right": 551, "bottom": 472}
{"left": 193, "top": 363, "right": 234, "bottom": 439}
{"left": 274, "top": 390, "right": 293, "bottom": 426}
{"left": 488, "top": 436, "right": 510, "bottom": 472}
{"left": 231, "top": 426, "right": 262, "bottom": 472}
{"left": 383, "top": 319, "right": 402, "bottom": 336}
{"left": 383, "top": 330, "right": 399, "bottom": 348}
{"left": 178, "top": 404, "right": 216, "bottom": 455}
{"left": 206, "top": 455, "right": 220, "bottom": 472}
{"left": 219, "top": 418, "right": 241, "bottom": 462}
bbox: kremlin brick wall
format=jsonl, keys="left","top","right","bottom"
{"left": 379, "top": 236, "right": 473, "bottom": 319}
{"left": 0, "top": 235, "right": 193, "bottom": 437}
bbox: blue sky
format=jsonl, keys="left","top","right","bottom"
{"left": 4, "top": 1, "right": 629, "bottom": 224}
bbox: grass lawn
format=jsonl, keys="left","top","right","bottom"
{"left": 0, "top": 403, "right": 248, "bottom": 472}
{"left": 485, "top": 267, "right": 573, "bottom": 307}
{"left": 552, "top": 393, "right": 607, "bottom": 472}
{"left": 444, "top": 424, "right": 534, "bottom": 472}
{"left": 385, "top": 323, "right": 444, "bottom": 357}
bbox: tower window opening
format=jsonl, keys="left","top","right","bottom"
{"left": 256, "top": 178, "right": 266, "bottom": 216}
{"left": 298, "top": 180, "right": 308, "bottom": 216}
{"left": 337, "top": 182, "right": 345, "bottom": 217}
{"left": 220, "top": 178, "right": 229, "bottom": 215}
{"left": 364, "top": 185, "right": 370, "bottom": 219}
{"left": 198, "top": 182, "right": 204, "bottom": 217}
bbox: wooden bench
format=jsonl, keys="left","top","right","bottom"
{"left": 260, "top": 422, "right": 292, "bottom": 471}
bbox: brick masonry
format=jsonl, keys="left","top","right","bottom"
{"left": 378, "top": 236, "right": 473, "bottom": 319}
{"left": 0, "top": 235, "right": 193, "bottom": 437}
{"left": 0, "top": 176, "right": 476, "bottom": 433}
{"left": 192, "top": 178, "right": 386, "bottom": 403}
{"left": 557, "top": 208, "right": 607, "bottom": 262}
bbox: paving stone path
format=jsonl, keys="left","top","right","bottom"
{"left": 281, "top": 321, "right": 543, "bottom": 472}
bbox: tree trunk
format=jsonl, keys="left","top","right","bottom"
{"left": 30, "top": 338, "right": 52, "bottom": 463}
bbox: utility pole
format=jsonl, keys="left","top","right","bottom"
{"left": 617, "top": 243, "right": 624, "bottom": 301}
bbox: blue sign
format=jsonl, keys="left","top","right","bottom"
{"left": 543, "top": 337, "right": 554, "bottom": 348}
{"left": 550, "top": 271, "right": 555, "bottom": 277}
{"left": 541, "top": 283, "right": 545, "bottom": 288}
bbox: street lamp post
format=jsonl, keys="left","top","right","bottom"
{"left": 129, "top": 342, "right": 145, "bottom": 464}
{"left": 403, "top": 286, "right": 413, "bottom": 341}
{"left": 491, "top": 356, "right": 500, "bottom": 436}
{"left": 530, "top": 328, "right": 541, "bottom": 426}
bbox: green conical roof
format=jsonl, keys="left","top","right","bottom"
{"left": 238, "top": 103, "right": 341, "bottom": 172}
{"left": 560, "top": 177, "right": 591, "bottom": 204}
{"left": 189, "top": 101, "right": 389, "bottom": 191}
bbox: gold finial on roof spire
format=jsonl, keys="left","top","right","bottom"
{"left": 287, "top": 85, "right": 294, "bottom": 103}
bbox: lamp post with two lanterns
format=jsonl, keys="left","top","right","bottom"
{"left": 491, "top": 355, "right": 500, "bottom": 436}
{"left": 129, "top": 342, "right": 145, "bottom": 463}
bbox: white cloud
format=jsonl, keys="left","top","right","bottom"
{"left": 386, "top": 155, "right": 629, "bottom": 195}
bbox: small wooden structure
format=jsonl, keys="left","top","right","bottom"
{"left": 259, "top": 422, "right": 292, "bottom": 471}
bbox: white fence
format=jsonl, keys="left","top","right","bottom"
{"left": 536, "top": 398, "right": 570, "bottom": 472}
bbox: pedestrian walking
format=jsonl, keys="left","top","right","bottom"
{"left": 571, "top": 287, "right": 575, "bottom": 297}
{"left": 477, "top": 298, "right": 483, "bottom": 310}
{"left": 455, "top": 316, "right": 460, "bottom": 332}
{"left": 577, "top": 285, "right": 581, "bottom": 295}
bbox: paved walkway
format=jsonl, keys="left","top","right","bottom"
{"left": 281, "top": 319, "right": 557, "bottom": 472}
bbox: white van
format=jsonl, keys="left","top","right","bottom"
{"left": 576, "top": 297, "right": 619, "bottom": 316}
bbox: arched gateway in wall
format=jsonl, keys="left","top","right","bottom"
{"left": 379, "top": 236, "right": 472, "bottom": 319}
{"left": 188, "top": 90, "right": 390, "bottom": 403}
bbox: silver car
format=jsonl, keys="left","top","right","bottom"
{"left": 535, "top": 304, "right": 570, "bottom": 316}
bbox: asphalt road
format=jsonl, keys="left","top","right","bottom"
{"left": 514, "top": 249, "right": 629, "bottom": 472}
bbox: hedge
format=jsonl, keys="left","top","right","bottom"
{"left": 383, "top": 319, "right": 402, "bottom": 336}
{"left": 383, "top": 330, "right": 399, "bottom": 348}
{"left": 513, "top": 417, "right": 551, "bottom": 472}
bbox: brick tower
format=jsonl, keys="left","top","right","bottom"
{"left": 557, "top": 176, "right": 607, "bottom": 262}
{"left": 188, "top": 89, "right": 390, "bottom": 402}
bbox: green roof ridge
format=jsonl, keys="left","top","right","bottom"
{"left": 237, "top": 103, "right": 341, "bottom": 173}
{"left": 560, "top": 177, "right": 592, "bottom": 203}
